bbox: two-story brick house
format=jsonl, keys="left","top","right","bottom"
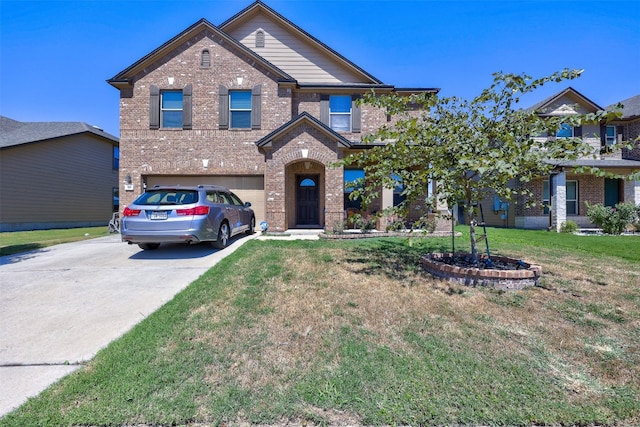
{"left": 475, "top": 88, "right": 640, "bottom": 230}
{"left": 108, "top": 1, "right": 437, "bottom": 232}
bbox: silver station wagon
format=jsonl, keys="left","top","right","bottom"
{"left": 121, "top": 185, "right": 255, "bottom": 250}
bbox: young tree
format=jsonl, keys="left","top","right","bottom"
{"left": 342, "top": 69, "right": 624, "bottom": 264}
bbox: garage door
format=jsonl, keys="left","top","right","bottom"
{"left": 145, "top": 175, "right": 265, "bottom": 223}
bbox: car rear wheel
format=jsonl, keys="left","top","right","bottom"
{"left": 138, "top": 243, "right": 160, "bottom": 250}
{"left": 214, "top": 222, "right": 229, "bottom": 249}
{"left": 246, "top": 216, "right": 255, "bottom": 235}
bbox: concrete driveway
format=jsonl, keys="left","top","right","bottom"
{"left": 0, "top": 232, "right": 258, "bottom": 417}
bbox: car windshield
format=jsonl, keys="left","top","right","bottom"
{"left": 134, "top": 190, "right": 198, "bottom": 205}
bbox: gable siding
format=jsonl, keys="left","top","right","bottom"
{"left": 0, "top": 135, "right": 118, "bottom": 230}
{"left": 227, "top": 15, "right": 365, "bottom": 83}
{"left": 540, "top": 93, "right": 595, "bottom": 116}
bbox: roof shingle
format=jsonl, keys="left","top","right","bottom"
{"left": 0, "top": 116, "right": 118, "bottom": 149}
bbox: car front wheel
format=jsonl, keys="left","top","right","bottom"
{"left": 214, "top": 222, "right": 229, "bottom": 249}
{"left": 138, "top": 243, "right": 160, "bottom": 250}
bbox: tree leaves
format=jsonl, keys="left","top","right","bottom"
{"left": 342, "top": 69, "right": 625, "bottom": 262}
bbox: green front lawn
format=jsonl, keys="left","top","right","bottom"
{"left": 1, "top": 228, "right": 638, "bottom": 426}
{"left": 0, "top": 227, "right": 109, "bottom": 256}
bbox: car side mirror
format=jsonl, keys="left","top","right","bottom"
{"left": 245, "top": 202, "right": 252, "bottom": 207}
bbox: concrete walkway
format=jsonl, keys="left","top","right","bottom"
{"left": 0, "top": 229, "right": 320, "bottom": 417}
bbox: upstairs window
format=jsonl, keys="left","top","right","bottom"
{"left": 201, "top": 49, "right": 211, "bottom": 68}
{"left": 557, "top": 123, "right": 573, "bottom": 138}
{"left": 605, "top": 125, "right": 616, "bottom": 146}
{"left": 229, "top": 90, "right": 252, "bottom": 129}
{"left": 150, "top": 84, "right": 191, "bottom": 130}
{"left": 556, "top": 123, "right": 582, "bottom": 138}
{"left": 113, "top": 146, "right": 119, "bottom": 170}
{"left": 219, "top": 85, "right": 261, "bottom": 130}
{"left": 161, "top": 90, "right": 183, "bottom": 128}
{"left": 330, "top": 95, "right": 352, "bottom": 132}
{"left": 320, "top": 95, "right": 360, "bottom": 132}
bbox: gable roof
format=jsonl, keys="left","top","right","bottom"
{"left": 107, "top": 18, "right": 295, "bottom": 88}
{"left": 255, "top": 111, "right": 354, "bottom": 148}
{"left": 607, "top": 94, "right": 640, "bottom": 120}
{"left": 530, "top": 87, "right": 603, "bottom": 116}
{"left": 0, "top": 116, "right": 119, "bottom": 149}
{"left": 219, "top": 1, "right": 383, "bottom": 85}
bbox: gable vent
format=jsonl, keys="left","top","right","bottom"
{"left": 201, "top": 49, "right": 211, "bottom": 68}
{"left": 255, "top": 30, "right": 265, "bottom": 48}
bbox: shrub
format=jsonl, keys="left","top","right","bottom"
{"left": 331, "top": 220, "right": 346, "bottom": 234}
{"left": 586, "top": 202, "right": 639, "bottom": 235}
{"left": 349, "top": 213, "right": 377, "bottom": 233}
{"left": 560, "top": 220, "right": 578, "bottom": 233}
{"left": 386, "top": 219, "right": 405, "bottom": 232}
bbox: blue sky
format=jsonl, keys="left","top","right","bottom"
{"left": 1, "top": 0, "right": 639, "bottom": 137}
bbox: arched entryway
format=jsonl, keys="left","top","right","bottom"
{"left": 285, "top": 161, "right": 325, "bottom": 229}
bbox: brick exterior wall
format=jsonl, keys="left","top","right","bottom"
{"left": 116, "top": 27, "right": 400, "bottom": 232}
{"left": 621, "top": 118, "right": 640, "bottom": 161}
{"left": 118, "top": 31, "right": 285, "bottom": 208}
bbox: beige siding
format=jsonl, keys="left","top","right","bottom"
{"left": 227, "top": 15, "right": 366, "bottom": 83}
{"left": 0, "top": 135, "right": 118, "bottom": 231}
{"left": 541, "top": 93, "right": 595, "bottom": 116}
{"left": 145, "top": 175, "right": 265, "bottom": 224}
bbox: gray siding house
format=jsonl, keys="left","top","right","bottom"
{"left": 0, "top": 116, "right": 120, "bottom": 231}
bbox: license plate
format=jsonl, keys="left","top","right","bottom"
{"left": 150, "top": 211, "right": 168, "bottom": 220}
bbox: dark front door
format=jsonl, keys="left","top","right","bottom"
{"left": 296, "top": 175, "right": 320, "bottom": 226}
{"left": 604, "top": 178, "right": 621, "bottom": 207}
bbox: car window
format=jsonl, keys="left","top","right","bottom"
{"left": 135, "top": 190, "right": 198, "bottom": 205}
{"left": 206, "top": 192, "right": 221, "bottom": 203}
{"left": 218, "top": 192, "right": 232, "bottom": 205}
{"left": 229, "top": 192, "right": 245, "bottom": 206}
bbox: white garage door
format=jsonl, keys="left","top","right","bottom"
{"left": 145, "top": 175, "right": 265, "bottom": 223}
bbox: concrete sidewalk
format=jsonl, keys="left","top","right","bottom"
{"left": 0, "top": 232, "right": 265, "bottom": 417}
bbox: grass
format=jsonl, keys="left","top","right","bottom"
{"left": 0, "top": 227, "right": 109, "bottom": 256}
{"left": 1, "top": 227, "right": 639, "bottom": 426}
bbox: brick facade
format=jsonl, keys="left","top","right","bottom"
{"left": 109, "top": 6, "right": 437, "bottom": 232}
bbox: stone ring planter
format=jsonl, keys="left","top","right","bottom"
{"left": 421, "top": 253, "right": 542, "bottom": 290}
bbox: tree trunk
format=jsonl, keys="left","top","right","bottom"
{"left": 469, "top": 221, "right": 479, "bottom": 265}
{"left": 467, "top": 204, "right": 479, "bottom": 265}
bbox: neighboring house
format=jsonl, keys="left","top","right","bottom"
{"left": 0, "top": 116, "right": 120, "bottom": 232}
{"left": 476, "top": 89, "right": 640, "bottom": 230}
{"left": 107, "top": 1, "right": 438, "bottom": 232}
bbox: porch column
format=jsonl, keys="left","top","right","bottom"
{"left": 551, "top": 171, "right": 567, "bottom": 232}
{"left": 623, "top": 178, "right": 640, "bottom": 205}
{"left": 379, "top": 186, "right": 394, "bottom": 230}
